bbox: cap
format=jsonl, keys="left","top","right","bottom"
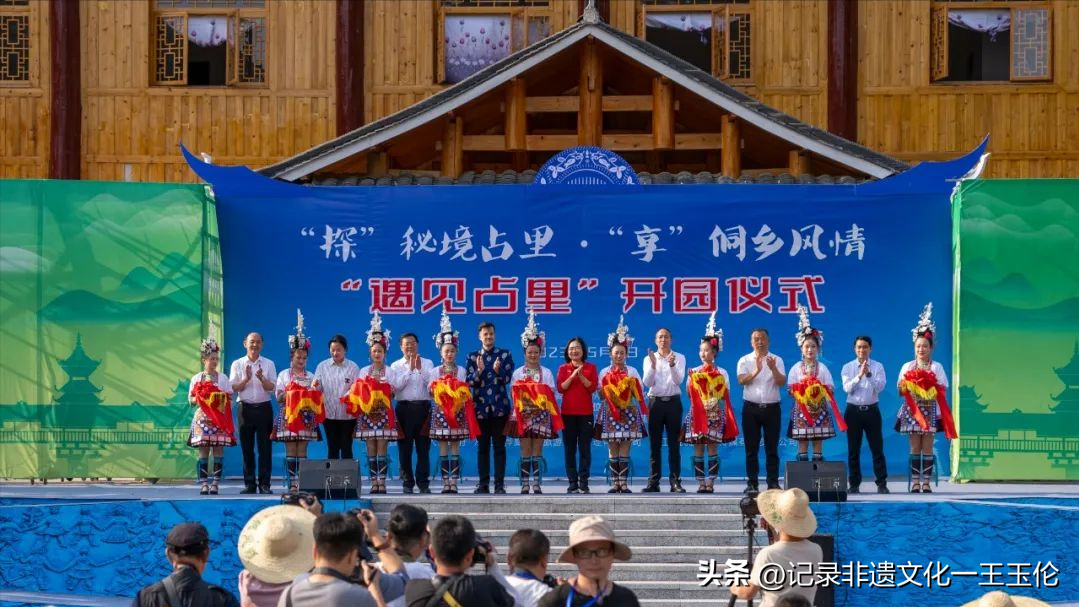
{"left": 166, "top": 522, "right": 210, "bottom": 553}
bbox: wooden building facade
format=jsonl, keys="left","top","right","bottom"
{"left": 1, "top": 0, "right": 1075, "bottom": 181}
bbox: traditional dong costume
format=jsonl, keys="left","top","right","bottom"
{"left": 187, "top": 323, "right": 234, "bottom": 494}
{"left": 596, "top": 316, "right": 647, "bottom": 491}
{"left": 786, "top": 307, "right": 846, "bottom": 457}
{"left": 681, "top": 312, "right": 739, "bottom": 486}
{"left": 272, "top": 309, "right": 324, "bottom": 489}
{"left": 342, "top": 312, "right": 399, "bottom": 489}
{"left": 508, "top": 310, "right": 562, "bottom": 491}
{"left": 427, "top": 312, "right": 479, "bottom": 492}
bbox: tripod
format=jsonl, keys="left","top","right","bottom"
{"left": 728, "top": 515, "right": 759, "bottom": 607}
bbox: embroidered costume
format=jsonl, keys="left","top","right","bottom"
{"left": 895, "top": 303, "right": 957, "bottom": 437}
{"left": 681, "top": 313, "right": 738, "bottom": 446}
{"left": 272, "top": 310, "right": 323, "bottom": 443}
{"left": 786, "top": 307, "right": 844, "bottom": 447}
{"left": 596, "top": 316, "right": 648, "bottom": 492}
{"left": 187, "top": 323, "right": 232, "bottom": 494}
{"left": 427, "top": 312, "right": 479, "bottom": 492}
{"left": 508, "top": 310, "right": 562, "bottom": 492}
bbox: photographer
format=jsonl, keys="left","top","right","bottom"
{"left": 237, "top": 495, "right": 322, "bottom": 607}
{"left": 728, "top": 488, "right": 823, "bottom": 607}
{"left": 133, "top": 522, "right": 239, "bottom": 607}
{"left": 405, "top": 515, "right": 518, "bottom": 607}
{"left": 278, "top": 509, "right": 407, "bottom": 607}
{"left": 506, "top": 529, "right": 557, "bottom": 607}
{"left": 383, "top": 504, "right": 436, "bottom": 607}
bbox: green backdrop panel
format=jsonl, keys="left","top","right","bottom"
{"left": 0, "top": 179, "right": 222, "bottom": 478}
{"left": 953, "top": 178, "right": 1079, "bottom": 481}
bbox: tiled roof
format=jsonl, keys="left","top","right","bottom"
{"left": 310, "top": 170, "right": 865, "bottom": 186}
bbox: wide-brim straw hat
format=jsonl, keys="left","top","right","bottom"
{"left": 557, "top": 515, "right": 632, "bottom": 564}
{"left": 961, "top": 592, "right": 1051, "bottom": 607}
{"left": 757, "top": 488, "right": 818, "bottom": 538}
{"left": 237, "top": 505, "right": 317, "bottom": 584}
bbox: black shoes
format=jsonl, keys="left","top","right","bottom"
{"left": 493, "top": 483, "right": 506, "bottom": 495}
{"left": 240, "top": 486, "right": 257, "bottom": 495}
{"left": 473, "top": 484, "right": 490, "bottom": 494}
{"left": 743, "top": 485, "right": 759, "bottom": 495}
{"left": 567, "top": 482, "right": 580, "bottom": 494}
{"left": 419, "top": 486, "right": 431, "bottom": 494}
{"left": 670, "top": 480, "right": 686, "bottom": 493}
{"left": 877, "top": 485, "right": 891, "bottom": 494}
{"left": 258, "top": 485, "right": 273, "bottom": 495}
{"left": 642, "top": 483, "right": 661, "bottom": 493}
{"left": 849, "top": 485, "right": 861, "bottom": 494}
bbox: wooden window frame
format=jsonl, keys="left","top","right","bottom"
{"left": 638, "top": 2, "right": 754, "bottom": 84}
{"left": 151, "top": 4, "right": 268, "bottom": 87}
{"left": 930, "top": 0, "right": 1052, "bottom": 84}
{"left": 437, "top": 2, "right": 555, "bottom": 84}
{"left": 0, "top": 0, "right": 33, "bottom": 87}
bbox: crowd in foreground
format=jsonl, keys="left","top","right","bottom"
{"left": 131, "top": 487, "right": 1047, "bottom": 607}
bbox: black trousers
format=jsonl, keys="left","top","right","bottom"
{"left": 396, "top": 400, "right": 431, "bottom": 488}
{"left": 562, "top": 414, "right": 594, "bottom": 485}
{"left": 742, "top": 401, "right": 781, "bottom": 488}
{"left": 845, "top": 404, "right": 888, "bottom": 488}
{"left": 476, "top": 415, "right": 508, "bottom": 486}
{"left": 238, "top": 402, "right": 273, "bottom": 488}
{"left": 647, "top": 396, "right": 683, "bottom": 482}
{"left": 323, "top": 418, "right": 357, "bottom": 460}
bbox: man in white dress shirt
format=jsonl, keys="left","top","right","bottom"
{"left": 391, "top": 333, "right": 434, "bottom": 494}
{"left": 841, "top": 335, "right": 890, "bottom": 494}
{"left": 642, "top": 327, "right": 687, "bottom": 493}
{"left": 230, "top": 332, "right": 277, "bottom": 494}
{"left": 736, "top": 328, "right": 786, "bottom": 494}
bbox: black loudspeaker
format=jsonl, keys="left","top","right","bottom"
{"left": 298, "top": 459, "right": 360, "bottom": 499}
{"left": 784, "top": 461, "right": 847, "bottom": 502}
{"left": 807, "top": 534, "right": 835, "bottom": 607}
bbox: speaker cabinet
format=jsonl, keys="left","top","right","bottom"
{"left": 784, "top": 461, "right": 848, "bottom": 502}
{"left": 298, "top": 459, "right": 360, "bottom": 500}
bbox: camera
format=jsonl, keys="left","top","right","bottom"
{"left": 280, "top": 491, "right": 316, "bottom": 507}
{"left": 346, "top": 508, "right": 377, "bottom": 563}
{"left": 738, "top": 493, "right": 760, "bottom": 518}
{"left": 471, "top": 536, "right": 493, "bottom": 567}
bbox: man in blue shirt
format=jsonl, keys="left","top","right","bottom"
{"left": 467, "top": 322, "right": 515, "bottom": 494}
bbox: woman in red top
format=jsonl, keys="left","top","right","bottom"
{"left": 557, "top": 337, "right": 599, "bottom": 494}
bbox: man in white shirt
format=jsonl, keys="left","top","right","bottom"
{"left": 230, "top": 332, "right": 277, "bottom": 494}
{"left": 391, "top": 333, "right": 434, "bottom": 494}
{"left": 736, "top": 328, "right": 786, "bottom": 494}
{"left": 841, "top": 335, "right": 890, "bottom": 494}
{"left": 642, "top": 327, "right": 687, "bottom": 493}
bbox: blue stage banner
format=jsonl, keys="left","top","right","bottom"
{"left": 185, "top": 148, "right": 971, "bottom": 481}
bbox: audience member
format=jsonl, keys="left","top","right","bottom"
{"left": 506, "top": 529, "right": 557, "bottom": 607}
{"left": 774, "top": 594, "right": 813, "bottom": 607}
{"left": 405, "top": 515, "right": 517, "bottom": 607}
{"left": 133, "top": 522, "right": 239, "bottom": 607}
{"left": 961, "top": 591, "right": 1050, "bottom": 607}
{"left": 539, "top": 516, "right": 639, "bottom": 607}
{"left": 237, "top": 503, "right": 317, "bottom": 607}
{"left": 383, "top": 504, "right": 436, "bottom": 607}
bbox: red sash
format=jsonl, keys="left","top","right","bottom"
{"left": 193, "top": 379, "right": 234, "bottom": 435}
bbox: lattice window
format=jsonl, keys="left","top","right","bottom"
{"left": 0, "top": 0, "right": 29, "bottom": 84}
{"left": 438, "top": 0, "right": 554, "bottom": 84}
{"left": 152, "top": 0, "right": 266, "bottom": 86}
{"left": 641, "top": 3, "right": 753, "bottom": 82}
{"left": 930, "top": 1, "right": 1051, "bottom": 83}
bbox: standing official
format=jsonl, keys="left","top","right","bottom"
{"left": 642, "top": 327, "right": 687, "bottom": 493}
{"left": 314, "top": 334, "right": 361, "bottom": 460}
{"left": 841, "top": 336, "right": 889, "bottom": 494}
{"left": 467, "top": 322, "right": 515, "bottom": 494}
{"left": 737, "top": 328, "right": 786, "bottom": 494}
{"left": 230, "top": 332, "right": 277, "bottom": 494}
{"left": 391, "top": 332, "right": 434, "bottom": 494}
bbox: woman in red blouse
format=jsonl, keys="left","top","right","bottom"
{"left": 557, "top": 337, "right": 599, "bottom": 494}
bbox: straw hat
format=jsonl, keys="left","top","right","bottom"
{"left": 557, "top": 515, "right": 632, "bottom": 564}
{"left": 237, "top": 505, "right": 316, "bottom": 584}
{"left": 756, "top": 488, "right": 818, "bottom": 538}
{"left": 961, "top": 592, "right": 1051, "bottom": 607}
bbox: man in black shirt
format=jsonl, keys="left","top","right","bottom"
{"left": 405, "top": 515, "right": 517, "bottom": 607}
{"left": 132, "top": 522, "right": 239, "bottom": 607}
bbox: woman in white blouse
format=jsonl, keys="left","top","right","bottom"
{"left": 353, "top": 312, "right": 400, "bottom": 494}
{"left": 786, "top": 307, "right": 838, "bottom": 462}
{"left": 187, "top": 333, "right": 234, "bottom": 495}
{"left": 426, "top": 312, "right": 471, "bottom": 493}
{"left": 508, "top": 311, "right": 559, "bottom": 494}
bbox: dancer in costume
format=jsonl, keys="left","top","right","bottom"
{"left": 787, "top": 306, "right": 845, "bottom": 461}
{"left": 681, "top": 312, "right": 739, "bottom": 493}
{"left": 508, "top": 310, "right": 561, "bottom": 494}
{"left": 272, "top": 309, "right": 323, "bottom": 492}
{"left": 596, "top": 316, "right": 647, "bottom": 493}
{"left": 895, "top": 303, "right": 956, "bottom": 493}
{"left": 347, "top": 312, "right": 401, "bottom": 494}
{"left": 557, "top": 335, "right": 599, "bottom": 494}
{"left": 427, "top": 312, "right": 480, "bottom": 493}
{"left": 187, "top": 323, "right": 234, "bottom": 495}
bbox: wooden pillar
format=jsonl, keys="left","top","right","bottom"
{"left": 651, "top": 77, "right": 674, "bottom": 151}
{"left": 49, "top": 0, "right": 81, "bottom": 180}
{"left": 721, "top": 115, "right": 740, "bottom": 178}
{"left": 577, "top": 39, "right": 603, "bottom": 147}
{"left": 827, "top": 0, "right": 857, "bottom": 141}
{"left": 441, "top": 117, "right": 463, "bottom": 177}
{"left": 505, "top": 79, "right": 527, "bottom": 152}
{"left": 788, "top": 150, "right": 809, "bottom": 176}
{"left": 336, "top": 0, "right": 365, "bottom": 135}
{"left": 367, "top": 151, "right": 388, "bottom": 177}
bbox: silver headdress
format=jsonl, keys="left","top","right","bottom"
{"left": 795, "top": 305, "right": 823, "bottom": 347}
{"left": 366, "top": 311, "right": 390, "bottom": 348}
{"left": 433, "top": 310, "right": 460, "bottom": 348}
{"left": 607, "top": 314, "right": 631, "bottom": 349}
{"left": 288, "top": 308, "right": 311, "bottom": 352}
{"left": 520, "top": 307, "right": 545, "bottom": 349}
{"left": 200, "top": 320, "right": 221, "bottom": 357}
{"left": 911, "top": 302, "right": 936, "bottom": 343}
{"left": 701, "top": 310, "right": 723, "bottom": 351}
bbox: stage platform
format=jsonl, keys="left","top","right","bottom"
{"left": 2, "top": 479, "right": 1077, "bottom": 607}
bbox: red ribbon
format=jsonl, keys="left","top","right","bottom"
{"left": 430, "top": 374, "right": 481, "bottom": 439}
{"left": 340, "top": 377, "right": 397, "bottom": 431}
{"left": 791, "top": 377, "right": 847, "bottom": 433}
{"left": 900, "top": 369, "right": 957, "bottom": 439}
{"left": 600, "top": 369, "right": 647, "bottom": 423}
{"left": 284, "top": 381, "right": 325, "bottom": 432}
{"left": 192, "top": 380, "right": 235, "bottom": 435}
{"left": 511, "top": 378, "right": 564, "bottom": 436}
